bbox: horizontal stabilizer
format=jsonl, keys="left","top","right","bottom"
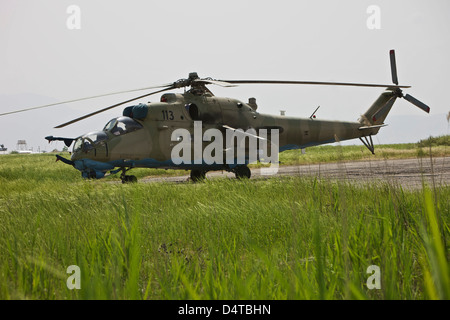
{"left": 358, "top": 124, "right": 387, "bottom": 130}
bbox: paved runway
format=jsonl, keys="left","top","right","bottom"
{"left": 141, "top": 157, "right": 449, "bottom": 189}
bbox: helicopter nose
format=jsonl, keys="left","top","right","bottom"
{"left": 71, "top": 148, "right": 83, "bottom": 161}
{"left": 70, "top": 131, "right": 109, "bottom": 160}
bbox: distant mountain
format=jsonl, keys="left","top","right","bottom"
{"left": 328, "top": 113, "right": 448, "bottom": 147}
{"left": 376, "top": 113, "right": 449, "bottom": 144}
{"left": 1, "top": 93, "right": 448, "bottom": 152}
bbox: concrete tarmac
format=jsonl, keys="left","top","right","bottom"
{"left": 141, "top": 157, "right": 449, "bottom": 190}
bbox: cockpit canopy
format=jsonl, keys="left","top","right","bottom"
{"left": 72, "top": 117, "right": 143, "bottom": 153}
{"left": 73, "top": 131, "right": 108, "bottom": 153}
{"left": 103, "top": 116, "right": 143, "bottom": 136}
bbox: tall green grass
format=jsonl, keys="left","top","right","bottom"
{"left": 0, "top": 152, "right": 448, "bottom": 299}
{"left": 277, "top": 143, "right": 448, "bottom": 167}
{"left": 418, "top": 135, "right": 450, "bottom": 148}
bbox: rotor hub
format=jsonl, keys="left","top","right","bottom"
{"left": 393, "top": 88, "right": 404, "bottom": 98}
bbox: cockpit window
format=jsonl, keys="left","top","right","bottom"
{"left": 73, "top": 131, "right": 108, "bottom": 153}
{"left": 103, "top": 116, "right": 143, "bottom": 136}
{"left": 103, "top": 118, "right": 117, "bottom": 132}
{"left": 73, "top": 138, "right": 83, "bottom": 153}
{"left": 85, "top": 132, "right": 108, "bottom": 144}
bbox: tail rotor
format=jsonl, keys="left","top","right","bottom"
{"left": 389, "top": 49, "right": 430, "bottom": 113}
{"left": 390, "top": 50, "right": 399, "bottom": 85}
{"left": 403, "top": 93, "right": 430, "bottom": 113}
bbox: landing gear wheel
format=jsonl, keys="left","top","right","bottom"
{"left": 234, "top": 165, "right": 251, "bottom": 179}
{"left": 121, "top": 175, "right": 137, "bottom": 184}
{"left": 119, "top": 167, "right": 137, "bottom": 184}
{"left": 190, "top": 170, "right": 206, "bottom": 182}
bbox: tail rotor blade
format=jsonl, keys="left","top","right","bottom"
{"left": 390, "top": 50, "right": 399, "bottom": 85}
{"left": 403, "top": 94, "right": 430, "bottom": 113}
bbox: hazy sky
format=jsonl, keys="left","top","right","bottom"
{"left": 1, "top": 0, "right": 449, "bottom": 152}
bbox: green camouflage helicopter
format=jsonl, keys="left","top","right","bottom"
{"left": 1, "top": 50, "right": 429, "bottom": 183}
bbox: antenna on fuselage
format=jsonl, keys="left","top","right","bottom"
{"left": 309, "top": 106, "right": 320, "bottom": 119}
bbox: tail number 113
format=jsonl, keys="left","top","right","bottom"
{"left": 162, "top": 110, "right": 174, "bottom": 120}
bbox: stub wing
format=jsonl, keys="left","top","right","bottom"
{"left": 45, "top": 136, "right": 75, "bottom": 147}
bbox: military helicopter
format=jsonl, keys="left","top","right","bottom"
{"left": 0, "top": 50, "right": 429, "bottom": 183}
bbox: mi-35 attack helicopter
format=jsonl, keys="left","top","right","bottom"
{"left": 0, "top": 50, "right": 429, "bottom": 183}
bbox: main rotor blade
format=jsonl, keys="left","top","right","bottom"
{"left": 403, "top": 94, "right": 430, "bottom": 113}
{"left": 390, "top": 50, "right": 399, "bottom": 85}
{"left": 0, "top": 83, "right": 172, "bottom": 117}
{"left": 217, "top": 79, "right": 410, "bottom": 89}
{"left": 54, "top": 87, "right": 174, "bottom": 128}
{"left": 194, "top": 79, "right": 237, "bottom": 87}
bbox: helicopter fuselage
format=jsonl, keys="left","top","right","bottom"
{"left": 62, "top": 91, "right": 382, "bottom": 179}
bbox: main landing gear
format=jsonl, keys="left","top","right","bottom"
{"left": 189, "top": 165, "right": 251, "bottom": 182}
{"left": 120, "top": 167, "right": 137, "bottom": 184}
{"left": 233, "top": 165, "right": 251, "bottom": 179}
{"left": 190, "top": 169, "right": 206, "bottom": 182}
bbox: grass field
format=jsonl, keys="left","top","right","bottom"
{"left": 0, "top": 141, "right": 449, "bottom": 300}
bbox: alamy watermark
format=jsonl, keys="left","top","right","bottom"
{"left": 66, "top": 5, "right": 81, "bottom": 30}
{"left": 66, "top": 265, "right": 81, "bottom": 290}
{"left": 366, "top": 5, "right": 381, "bottom": 30}
{"left": 366, "top": 265, "right": 381, "bottom": 289}
{"left": 171, "top": 121, "right": 280, "bottom": 175}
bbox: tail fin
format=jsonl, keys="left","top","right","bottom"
{"left": 359, "top": 90, "right": 398, "bottom": 126}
